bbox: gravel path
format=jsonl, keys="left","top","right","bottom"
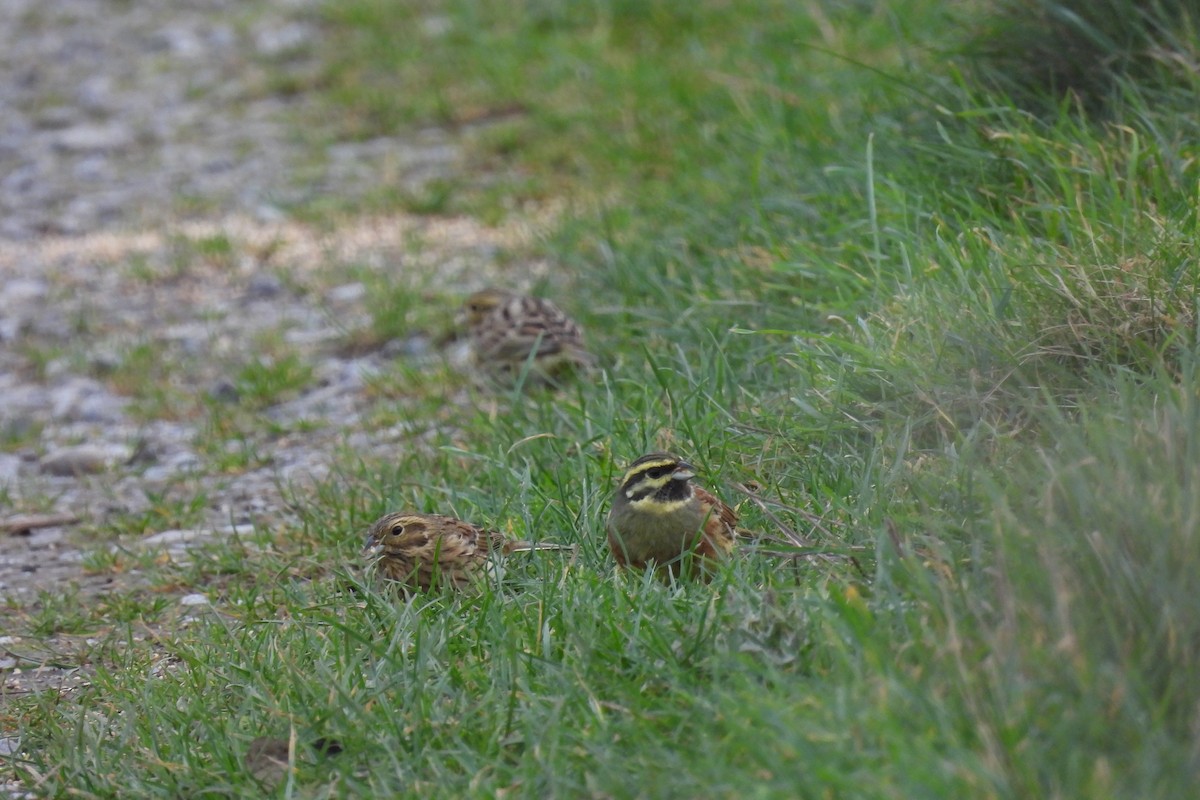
{"left": 0, "top": 0, "right": 537, "bottom": 671}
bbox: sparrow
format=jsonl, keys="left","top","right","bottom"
{"left": 364, "top": 511, "right": 571, "bottom": 592}
{"left": 457, "top": 288, "right": 595, "bottom": 386}
{"left": 606, "top": 452, "right": 739, "bottom": 581}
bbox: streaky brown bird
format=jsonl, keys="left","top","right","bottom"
{"left": 364, "top": 511, "right": 571, "bottom": 592}
{"left": 457, "top": 288, "right": 595, "bottom": 386}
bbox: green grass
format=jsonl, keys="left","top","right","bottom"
{"left": 957, "top": 0, "right": 1200, "bottom": 115}
{"left": 233, "top": 353, "right": 316, "bottom": 410}
{"left": 5, "top": 0, "right": 1199, "bottom": 797}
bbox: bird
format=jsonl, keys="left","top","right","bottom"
{"left": 364, "top": 511, "right": 572, "bottom": 592}
{"left": 457, "top": 288, "right": 595, "bottom": 386}
{"left": 606, "top": 452, "right": 739, "bottom": 581}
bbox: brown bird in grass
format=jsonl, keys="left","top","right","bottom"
{"left": 606, "top": 453, "right": 740, "bottom": 581}
{"left": 364, "top": 512, "right": 572, "bottom": 592}
{"left": 457, "top": 288, "right": 595, "bottom": 386}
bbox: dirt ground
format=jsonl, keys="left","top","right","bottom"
{"left": 0, "top": 0, "right": 542, "bottom": 716}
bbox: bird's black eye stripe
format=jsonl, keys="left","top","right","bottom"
{"left": 645, "top": 465, "right": 671, "bottom": 480}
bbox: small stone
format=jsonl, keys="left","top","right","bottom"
{"left": 26, "top": 311, "right": 74, "bottom": 340}
{"left": 49, "top": 378, "right": 126, "bottom": 422}
{"left": 73, "top": 154, "right": 110, "bottom": 182}
{"left": 0, "top": 163, "right": 38, "bottom": 195}
{"left": 75, "top": 393, "right": 128, "bottom": 424}
{"left": 327, "top": 282, "right": 365, "bottom": 304}
{"left": 35, "top": 106, "right": 78, "bottom": 130}
{"left": 39, "top": 445, "right": 114, "bottom": 476}
{"left": 0, "top": 737, "right": 20, "bottom": 757}
{"left": 314, "top": 358, "right": 376, "bottom": 389}
{"left": 201, "top": 156, "right": 236, "bottom": 174}
{"left": 208, "top": 25, "right": 236, "bottom": 50}
{"left": 164, "top": 322, "right": 211, "bottom": 355}
{"left": 255, "top": 22, "right": 314, "bottom": 57}
{"left": 381, "top": 333, "right": 432, "bottom": 359}
{"left": 75, "top": 76, "right": 114, "bottom": 113}
{"left": 141, "top": 450, "right": 201, "bottom": 482}
{"left": 87, "top": 350, "right": 123, "bottom": 375}
{"left": 0, "top": 315, "right": 25, "bottom": 341}
{"left": 0, "top": 451, "right": 29, "bottom": 486}
{"left": 53, "top": 123, "right": 133, "bottom": 154}
{"left": 0, "top": 278, "right": 48, "bottom": 308}
{"left": 244, "top": 273, "right": 284, "bottom": 301}
{"left": 421, "top": 15, "right": 453, "bottom": 37}
{"left": 142, "top": 529, "right": 213, "bottom": 547}
{"left": 208, "top": 378, "right": 240, "bottom": 404}
{"left": 253, "top": 204, "right": 286, "bottom": 223}
{"left": 179, "top": 593, "right": 209, "bottom": 606}
{"left": 153, "top": 25, "right": 205, "bottom": 57}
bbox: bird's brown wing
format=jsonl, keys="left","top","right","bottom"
{"left": 693, "top": 486, "right": 738, "bottom": 560}
{"left": 605, "top": 518, "right": 633, "bottom": 569}
{"left": 475, "top": 296, "right": 593, "bottom": 367}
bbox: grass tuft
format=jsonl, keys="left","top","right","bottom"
{"left": 959, "top": 0, "right": 1200, "bottom": 115}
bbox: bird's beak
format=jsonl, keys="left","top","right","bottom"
{"left": 672, "top": 462, "right": 695, "bottom": 481}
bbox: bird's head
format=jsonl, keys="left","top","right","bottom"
{"left": 457, "top": 288, "right": 513, "bottom": 328}
{"left": 615, "top": 453, "right": 697, "bottom": 513}
{"left": 364, "top": 512, "right": 431, "bottom": 555}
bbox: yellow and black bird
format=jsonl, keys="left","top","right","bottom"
{"left": 606, "top": 453, "right": 739, "bottom": 581}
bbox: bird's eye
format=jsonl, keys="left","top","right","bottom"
{"left": 645, "top": 466, "right": 670, "bottom": 480}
